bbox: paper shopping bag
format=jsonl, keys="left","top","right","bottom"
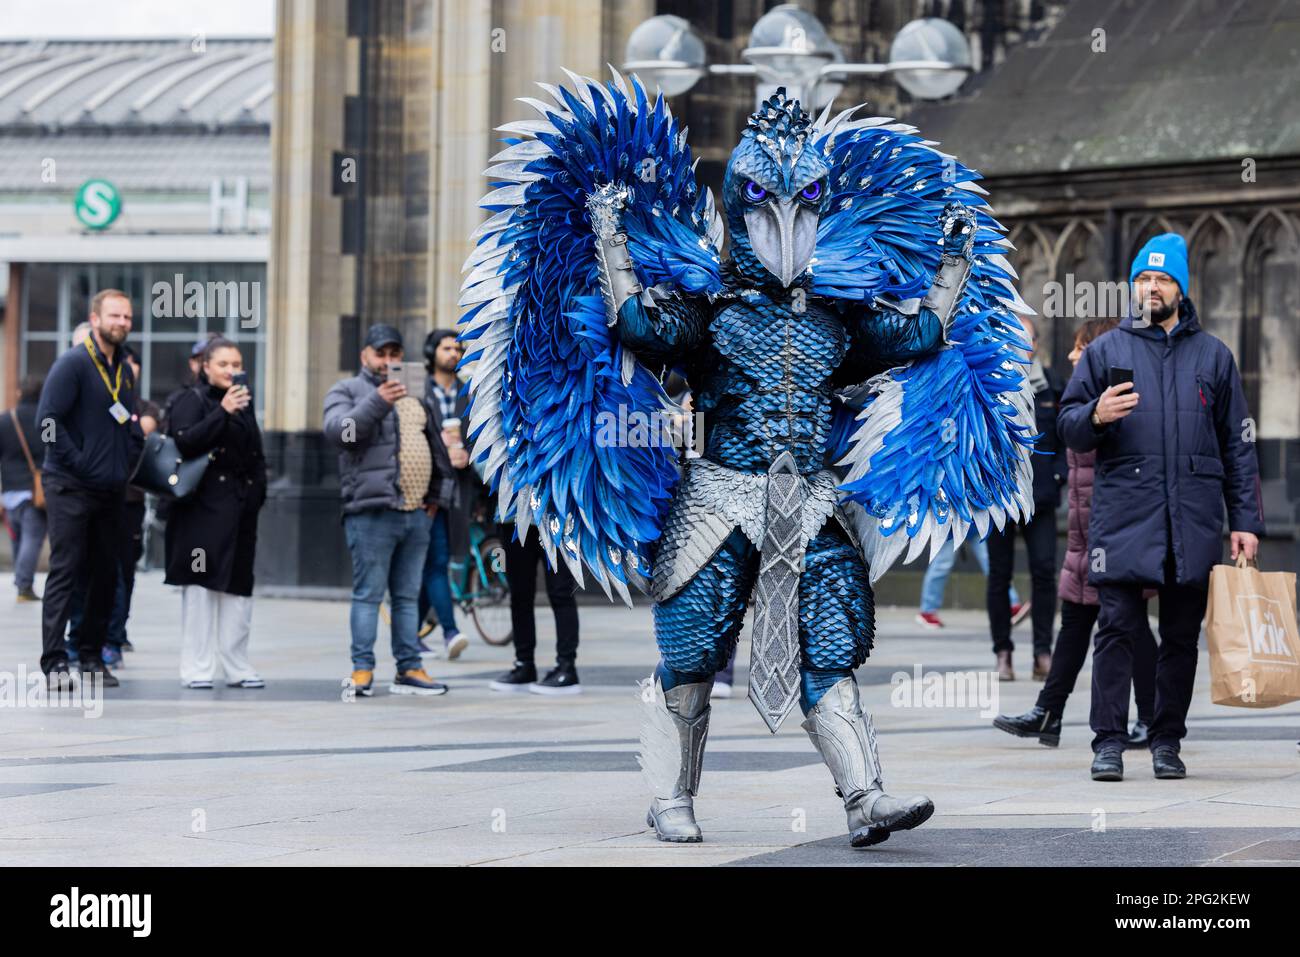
{"left": 1206, "top": 554, "right": 1300, "bottom": 707}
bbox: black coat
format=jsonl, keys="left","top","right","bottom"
{"left": 1030, "top": 363, "right": 1068, "bottom": 509}
{"left": 1058, "top": 299, "right": 1263, "bottom": 587}
{"left": 163, "top": 385, "right": 267, "bottom": 596}
{"left": 0, "top": 399, "right": 42, "bottom": 494}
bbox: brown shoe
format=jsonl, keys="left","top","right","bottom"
{"left": 1033, "top": 652, "right": 1052, "bottom": 681}
{"left": 996, "top": 650, "right": 1014, "bottom": 682}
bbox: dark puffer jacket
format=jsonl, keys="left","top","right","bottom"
{"left": 1058, "top": 447, "right": 1158, "bottom": 607}
{"left": 1057, "top": 448, "right": 1097, "bottom": 605}
{"left": 322, "top": 367, "right": 455, "bottom": 516}
{"left": 1058, "top": 299, "right": 1263, "bottom": 587}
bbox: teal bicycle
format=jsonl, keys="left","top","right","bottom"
{"left": 450, "top": 519, "right": 513, "bottom": 645}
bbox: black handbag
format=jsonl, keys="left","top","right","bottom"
{"left": 130, "top": 431, "right": 212, "bottom": 500}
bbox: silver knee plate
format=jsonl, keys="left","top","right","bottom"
{"left": 638, "top": 678, "right": 711, "bottom": 842}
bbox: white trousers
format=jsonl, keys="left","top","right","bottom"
{"left": 180, "top": 585, "right": 258, "bottom": 684}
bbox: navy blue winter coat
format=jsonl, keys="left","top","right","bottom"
{"left": 1057, "top": 299, "right": 1263, "bottom": 587}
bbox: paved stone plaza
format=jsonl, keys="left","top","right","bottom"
{"left": 1, "top": 573, "right": 1298, "bottom": 867}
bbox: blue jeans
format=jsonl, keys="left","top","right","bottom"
{"left": 9, "top": 499, "right": 47, "bottom": 591}
{"left": 344, "top": 508, "right": 431, "bottom": 673}
{"left": 919, "top": 538, "right": 1020, "bottom": 613}
{"left": 417, "top": 510, "right": 459, "bottom": 637}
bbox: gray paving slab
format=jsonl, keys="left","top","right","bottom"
{"left": 0, "top": 571, "right": 1298, "bottom": 866}
{"left": 727, "top": 827, "right": 1300, "bottom": 867}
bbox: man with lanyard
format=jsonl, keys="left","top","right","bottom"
{"left": 36, "top": 289, "right": 144, "bottom": 690}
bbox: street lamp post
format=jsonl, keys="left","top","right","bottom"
{"left": 624, "top": 5, "right": 972, "bottom": 108}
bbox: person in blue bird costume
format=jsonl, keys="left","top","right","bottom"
{"left": 458, "top": 69, "right": 1037, "bottom": 847}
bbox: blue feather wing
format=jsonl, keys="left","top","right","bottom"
{"left": 809, "top": 109, "right": 1037, "bottom": 578}
{"left": 458, "top": 69, "right": 721, "bottom": 604}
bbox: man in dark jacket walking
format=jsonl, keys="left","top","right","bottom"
{"left": 36, "top": 289, "right": 145, "bottom": 689}
{"left": 1059, "top": 233, "right": 1263, "bottom": 782}
{"left": 324, "top": 324, "right": 456, "bottom": 697}
{"left": 986, "top": 313, "right": 1067, "bottom": 681}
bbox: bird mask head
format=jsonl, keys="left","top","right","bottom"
{"left": 723, "top": 89, "right": 830, "bottom": 289}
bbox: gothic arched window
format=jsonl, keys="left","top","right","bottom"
{"left": 1244, "top": 211, "right": 1300, "bottom": 440}
{"left": 1188, "top": 213, "right": 1241, "bottom": 363}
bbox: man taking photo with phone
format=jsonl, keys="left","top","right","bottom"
{"left": 1059, "top": 233, "right": 1263, "bottom": 783}
{"left": 324, "top": 324, "right": 456, "bottom": 697}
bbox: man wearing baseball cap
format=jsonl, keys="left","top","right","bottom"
{"left": 1059, "top": 233, "right": 1263, "bottom": 782}
{"left": 324, "top": 323, "right": 456, "bottom": 697}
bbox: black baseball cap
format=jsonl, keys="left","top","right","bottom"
{"left": 364, "top": 324, "right": 403, "bottom": 350}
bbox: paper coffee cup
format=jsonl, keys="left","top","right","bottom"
{"left": 442, "top": 417, "right": 463, "bottom": 450}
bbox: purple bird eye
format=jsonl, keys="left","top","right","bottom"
{"left": 742, "top": 180, "right": 768, "bottom": 203}
{"left": 800, "top": 180, "right": 822, "bottom": 202}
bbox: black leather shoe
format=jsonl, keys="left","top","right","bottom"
{"left": 993, "top": 706, "right": 1062, "bottom": 747}
{"left": 1126, "top": 720, "right": 1150, "bottom": 749}
{"left": 79, "top": 659, "right": 120, "bottom": 689}
{"left": 489, "top": 660, "right": 537, "bottom": 693}
{"left": 45, "top": 666, "right": 75, "bottom": 693}
{"left": 1152, "top": 746, "right": 1186, "bottom": 779}
{"left": 1090, "top": 746, "right": 1124, "bottom": 781}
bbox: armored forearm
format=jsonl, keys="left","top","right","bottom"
{"left": 923, "top": 202, "right": 978, "bottom": 336}
{"left": 867, "top": 202, "right": 977, "bottom": 346}
{"left": 586, "top": 182, "right": 705, "bottom": 366}
{"left": 852, "top": 202, "right": 977, "bottom": 365}
{"left": 587, "top": 182, "right": 643, "bottom": 327}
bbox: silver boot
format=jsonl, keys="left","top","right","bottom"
{"left": 638, "top": 677, "right": 711, "bottom": 843}
{"left": 802, "top": 677, "right": 934, "bottom": 847}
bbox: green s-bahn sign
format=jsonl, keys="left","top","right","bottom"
{"left": 74, "top": 178, "right": 122, "bottom": 230}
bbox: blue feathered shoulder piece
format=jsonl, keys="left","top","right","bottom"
{"left": 458, "top": 68, "right": 723, "bottom": 604}
{"left": 808, "top": 106, "right": 1037, "bottom": 579}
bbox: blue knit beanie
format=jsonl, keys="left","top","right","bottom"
{"left": 1130, "top": 233, "right": 1189, "bottom": 293}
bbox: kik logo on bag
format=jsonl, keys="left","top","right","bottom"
{"left": 1235, "top": 594, "right": 1300, "bottom": 666}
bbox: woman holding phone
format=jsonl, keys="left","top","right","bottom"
{"left": 164, "top": 337, "right": 268, "bottom": 689}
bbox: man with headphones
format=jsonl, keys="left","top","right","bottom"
{"left": 419, "top": 329, "right": 476, "bottom": 658}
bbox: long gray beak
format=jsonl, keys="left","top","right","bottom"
{"left": 744, "top": 198, "right": 818, "bottom": 288}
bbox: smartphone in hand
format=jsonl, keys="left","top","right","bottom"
{"left": 1107, "top": 366, "right": 1133, "bottom": 389}
{"left": 385, "top": 362, "right": 427, "bottom": 400}
{"left": 232, "top": 371, "right": 250, "bottom": 392}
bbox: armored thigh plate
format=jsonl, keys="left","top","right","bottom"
{"left": 651, "top": 456, "right": 860, "bottom": 604}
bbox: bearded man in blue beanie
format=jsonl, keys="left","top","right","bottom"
{"left": 1058, "top": 232, "right": 1263, "bottom": 782}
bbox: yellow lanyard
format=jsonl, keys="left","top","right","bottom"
{"left": 84, "top": 337, "right": 123, "bottom": 403}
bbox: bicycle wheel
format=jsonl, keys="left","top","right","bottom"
{"left": 466, "top": 536, "right": 513, "bottom": 646}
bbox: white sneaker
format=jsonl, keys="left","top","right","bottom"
{"left": 226, "top": 676, "right": 265, "bottom": 688}
{"left": 712, "top": 680, "right": 732, "bottom": 699}
{"left": 184, "top": 679, "right": 214, "bottom": 689}
{"left": 444, "top": 632, "right": 469, "bottom": 660}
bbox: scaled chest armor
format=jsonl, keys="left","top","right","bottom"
{"left": 699, "top": 295, "right": 847, "bottom": 474}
